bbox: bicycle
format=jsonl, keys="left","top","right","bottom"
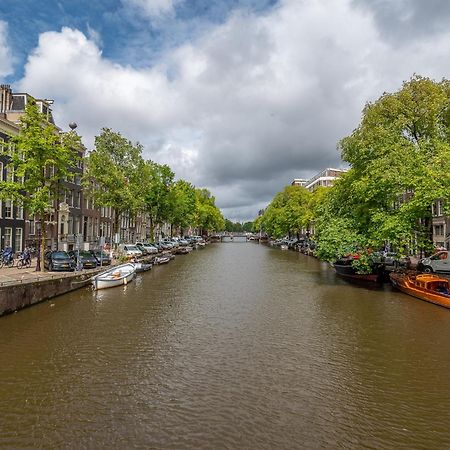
{"left": 0, "top": 254, "right": 14, "bottom": 268}
{"left": 17, "top": 253, "right": 32, "bottom": 269}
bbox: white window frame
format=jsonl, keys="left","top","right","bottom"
{"left": 15, "top": 228, "right": 23, "bottom": 252}
{"left": 4, "top": 200, "right": 13, "bottom": 219}
{"left": 4, "top": 227, "right": 12, "bottom": 248}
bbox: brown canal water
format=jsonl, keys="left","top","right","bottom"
{"left": 1, "top": 242, "right": 450, "bottom": 449}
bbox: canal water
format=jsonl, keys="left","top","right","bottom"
{"left": 1, "top": 242, "right": 450, "bottom": 449}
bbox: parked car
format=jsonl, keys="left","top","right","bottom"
{"left": 372, "top": 251, "right": 411, "bottom": 270}
{"left": 118, "top": 244, "right": 143, "bottom": 258}
{"left": 136, "top": 242, "right": 158, "bottom": 254}
{"left": 90, "top": 250, "right": 112, "bottom": 266}
{"left": 68, "top": 250, "right": 98, "bottom": 269}
{"left": 158, "top": 241, "right": 173, "bottom": 250}
{"left": 169, "top": 238, "right": 180, "bottom": 248}
{"left": 44, "top": 250, "right": 75, "bottom": 272}
{"left": 149, "top": 242, "right": 163, "bottom": 252}
{"left": 417, "top": 251, "right": 449, "bottom": 273}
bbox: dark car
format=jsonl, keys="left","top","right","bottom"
{"left": 44, "top": 250, "right": 75, "bottom": 272}
{"left": 90, "top": 249, "right": 111, "bottom": 266}
{"left": 68, "top": 250, "right": 98, "bottom": 269}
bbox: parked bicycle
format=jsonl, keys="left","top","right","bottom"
{"left": 17, "top": 248, "right": 32, "bottom": 269}
{"left": 0, "top": 247, "right": 14, "bottom": 268}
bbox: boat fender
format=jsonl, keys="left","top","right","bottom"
{"left": 124, "top": 277, "right": 128, "bottom": 285}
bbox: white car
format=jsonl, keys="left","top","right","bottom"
{"left": 136, "top": 243, "right": 158, "bottom": 254}
{"left": 118, "top": 244, "right": 143, "bottom": 258}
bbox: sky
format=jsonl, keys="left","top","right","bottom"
{"left": 0, "top": 0, "right": 449, "bottom": 221}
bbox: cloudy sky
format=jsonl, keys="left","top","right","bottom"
{"left": 0, "top": 0, "right": 449, "bottom": 221}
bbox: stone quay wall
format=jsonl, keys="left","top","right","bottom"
{"left": 0, "top": 269, "right": 102, "bottom": 317}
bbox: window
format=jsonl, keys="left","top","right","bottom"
{"left": 4, "top": 227, "right": 12, "bottom": 248}
{"left": 434, "top": 225, "right": 444, "bottom": 236}
{"left": 16, "top": 202, "right": 23, "bottom": 219}
{"left": 4, "top": 200, "right": 13, "bottom": 218}
{"left": 0, "top": 161, "right": 3, "bottom": 181}
{"left": 5, "top": 166, "right": 13, "bottom": 182}
{"left": 15, "top": 228, "right": 23, "bottom": 252}
{"left": 29, "top": 216, "right": 35, "bottom": 235}
{"left": 68, "top": 216, "right": 73, "bottom": 235}
{"left": 8, "top": 142, "right": 15, "bottom": 156}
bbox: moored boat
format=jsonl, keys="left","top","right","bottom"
{"left": 332, "top": 259, "right": 382, "bottom": 283}
{"left": 153, "top": 255, "right": 171, "bottom": 265}
{"left": 133, "top": 262, "right": 152, "bottom": 273}
{"left": 390, "top": 272, "right": 450, "bottom": 308}
{"left": 92, "top": 263, "right": 136, "bottom": 290}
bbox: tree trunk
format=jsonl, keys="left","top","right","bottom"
{"left": 113, "top": 208, "right": 120, "bottom": 249}
{"left": 149, "top": 216, "right": 154, "bottom": 242}
{"left": 39, "top": 216, "right": 47, "bottom": 272}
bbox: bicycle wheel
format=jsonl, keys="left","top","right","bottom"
{"left": 17, "top": 259, "right": 24, "bottom": 269}
{"left": 26, "top": 259, "right": 32, "bottom": 269}
{"left": 7, "top": 258, "right": 14, "bottom": 268}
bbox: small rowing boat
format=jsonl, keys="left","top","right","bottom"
{"left": 390, "top": 272, "right": 450, "bottom": 309}
{"left": 133, "top": 262, "right": 152, "bottom": 273}
{"left": 92, "top": 263, "right": 136, "bottom": 290}
{"left": 153, "top": 255, "right": 171, "bottom": 265}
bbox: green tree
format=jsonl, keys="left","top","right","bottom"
{"left": 169, "top": 179, "right": 196, "bottom": 236}
{"left": 194, "top": 188, "right": 225, "bottom": 234}
{"left": 242, "top": 221, "right": 254, "bottom": 232}
{"left": 83, "top": 128, "right": 144, "bottom": 245}
{"left": 140, "top": 161, "right": 175, "bottom": 241}
{"left": 224, "top": 219, "right": 234, "bottom": 232}
{"left": 0, "top": 98, "right": 81, "bottom": 269}
{"left": 338, "top": 75, "right": 450, "bottom": 254}
{"left": 260, "top": 185, "right": 312, "bottom": 238}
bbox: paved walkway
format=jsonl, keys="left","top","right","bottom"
{"left": 0, "top": 263, "right": 102, "bottom": 286}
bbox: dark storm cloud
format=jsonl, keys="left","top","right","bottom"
{"left": 15, "top": 0, "right": 450, "bottom": 221}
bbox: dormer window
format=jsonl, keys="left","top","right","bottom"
{"left": 10, "top": 94, "right": 26, "bottom": 111}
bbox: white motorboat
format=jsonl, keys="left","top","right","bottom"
{"left": 92, "top": 263, "right": 136, "bottom": 290}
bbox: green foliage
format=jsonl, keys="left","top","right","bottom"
{"left": 0, "top": 98, "right": 80, "bottom": 213}
{"left": 83, "top": 128, "right": 144, "bottom": 236}
{"left": 194, "top": 188, "right": 225, "bottom": 233}
{"left": 224, "top": 220, "right": 251, "bottom": 232}
{"left": 242, "top": 221, "right": 253, "bottom": 232}
{"left": 141, "top": 161, "right": 175, "bottom": 239}
{"left": 260, "top": 185, "right": 312, "bottom": 237}
{"left": 169, "top": 179, "right": 196, "bottom": 232}
{"left": 351, "top": 253, "right": 375, "bottom": 275}
{"left": 0, "top": 98, "right": 81, "bottom": 268}
{"left": 338, "top": 75, "right": 450, "bottom": 251}
{"left": 314, "top": 215, "right": 364, "bottom": 262}
{"left": 255, "top": 76, "right": 449, "bottom": 262}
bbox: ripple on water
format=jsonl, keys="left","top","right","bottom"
{"left": 1, "top": 244, "right": 450, "bottom": 449}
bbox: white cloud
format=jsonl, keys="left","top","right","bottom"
{"left": 121, "top": 0, "right": 178, "bottom": 19}
{"left": 17, "top": 0, "right": 450, "bottom": 220}
{"left": 0, "top": 21, "right": 13, "bottom": 79}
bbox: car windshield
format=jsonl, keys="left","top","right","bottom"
{"left": 79, "top": 251, "right": 92, "bottom": 257}
{"left": 126, "top": 246, "right": 139, "bottom": 251}
{"left": 53, "top": 252, "right": 69, "bottom": 260}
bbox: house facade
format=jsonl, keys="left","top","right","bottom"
{"left": 0, "top": 116, "right": 25, "bottom": 253}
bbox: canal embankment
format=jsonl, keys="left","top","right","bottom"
{"left": 0, "top": 249, "right": 186, "bottom": 317}
{"left": 0, "top": 266, "right": 104, "bottom": 316}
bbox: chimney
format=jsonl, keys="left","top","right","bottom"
{"left": 0, "top": 84, "right": 12, "bottom": 113}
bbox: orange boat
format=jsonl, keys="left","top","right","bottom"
{"left": 390, "top": 272, "right": 450, "bottom": 308}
